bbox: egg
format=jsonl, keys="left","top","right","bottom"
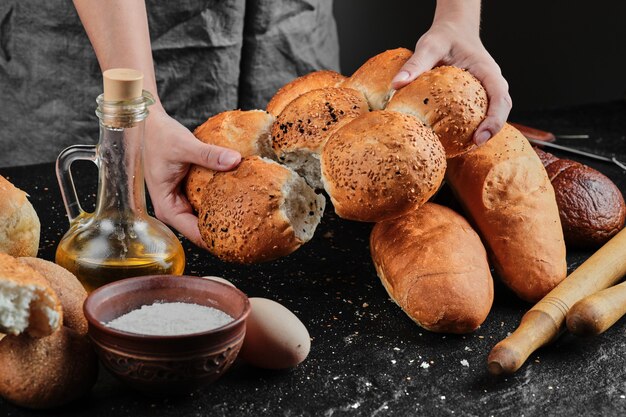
{"left": 201, "top": 276, "right": 236, "bottom": 288}
{"left": 240, "top": 297, "right": 310, "bottom": 369}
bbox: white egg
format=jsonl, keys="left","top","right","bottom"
{"left": 240, "top": 297, "right": 310, "bottom": 369}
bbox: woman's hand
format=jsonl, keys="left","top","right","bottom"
{"left": 391, "top": 1, "right": 512, "bottom": 145}
{"left": 143, "top": 108, "right": 241, "bottom": 248}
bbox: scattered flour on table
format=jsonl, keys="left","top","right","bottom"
{"left": 105, "top": 302, "right": 233, "bottom": 336}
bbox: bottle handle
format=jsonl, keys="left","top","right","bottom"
{"left": 56, "top": 145, "right": 97, "bottom": 223}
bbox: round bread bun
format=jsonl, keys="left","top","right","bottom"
{"left": 0, "top": 327, "right": 98, "bottom": 409}
{"left": 271, "top": 87, "right": 369, "bottom": 189}
{"left": 321, "top": 110, "right": 446, "bottom": 222}
{"left": 198, "top": 156, "right": 326, "bottom": 264}
{"left": 0, "top": 175, "right": 40, "bottom": 257}
{"left": 17, "top": 258, "right": 88, "bottom": 335}
{"left": 266, "top": 70, "right": 346, "bottom": 117}
{"left": 341, "top": 47, "right": 412, "bottom": 110}
{"left": 185, "top": 110, "right": 275, "bottom": 212}
{"left": 386, "top": 66, "right": 488, "bottom": 158}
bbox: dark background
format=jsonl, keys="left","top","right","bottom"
{"left": 334, "top": 1, "right": 626, "bottom": 115}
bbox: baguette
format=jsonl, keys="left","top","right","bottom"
{"left": 370, "top": 203, "right": 493, "bottom": 333}
{"left": 446, "top": 123, "right": 567, "bottom": 302}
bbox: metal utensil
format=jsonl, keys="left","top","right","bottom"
{"left": 526, "top": 138, "right": 626, "bottom": 171}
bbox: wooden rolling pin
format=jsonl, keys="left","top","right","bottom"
{"left": 487, "top": 227, "right": 626, "bottom": 375}
{"left": 566, "top": 281, "right": 626, "bottom": 336}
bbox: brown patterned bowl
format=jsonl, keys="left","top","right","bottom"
{"left": 83, "top": 275, "right": 250, "bottom": 394}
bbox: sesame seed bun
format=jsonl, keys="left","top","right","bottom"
{"left": 266, "top": 70, "right": 346, "bottom": 117}
{"left": 185, "top": 110, "right": 275, "bottom": 212}
{"left": 386, "top": 66, "right": 488, "bottom": 158}
{"left": 271, "top": 87, "right": 369, "bottom": 189}
{"left": 342, "top": 48, "right": 412, "bottom": 110}
{"left": 198, "top": 156, "right": 325, "bottom": 264}
{"left": 321, "top": 110, "right": 446, "bottom": 222}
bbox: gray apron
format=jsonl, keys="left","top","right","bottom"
{"left": 0, "top": 0, "right": 339, "bottom": 167}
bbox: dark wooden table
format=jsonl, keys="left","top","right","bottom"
{"left": 2, "top": 101, "right": 625, "bottom": 416}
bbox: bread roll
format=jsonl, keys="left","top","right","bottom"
{"left": 185, "top": 110, "right": 275, "bottom": 212}
{"left": 271, "top": 87, "right": 369, "bottom": 189}
{"left": 266, "top": 70, "right": 346, "bottom": 116}
{"left": 446, "top": 124, "right": 567, "bottom": 302}
{"left": 0, "top": 253, "right": 62, "bottom": 337}
{"left": 370, "top": 203, "right": 493, "bottom": 333}
{"left": 320, "top": 110, "right": 446, "bottom": 222}
{"left": 0, "top": 175, "right": 40, "bottom": 257}
{"left": 386, "top": 66, "right": 487, "bottom": 158}
{"left": 17, "top": 258, "right": 88, "bottom": 335}
{"left": 534, "top": 147, "right": 626, "bottom": 247}
{"left": 198, "top": 156, "right": 325, "bottom": 263}
{"left": 342, "top": 47, "right": 412, "bottom": 110}
{"left": 0, "top": 327, "right": 98, "bottom": 409}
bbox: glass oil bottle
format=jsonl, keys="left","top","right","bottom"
{"left": 55, "top": 69, "right": 185, "bottom": 292}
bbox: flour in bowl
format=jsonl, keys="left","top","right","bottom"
{"left": 105, "top": 302, "right": 234, "bottom": 336}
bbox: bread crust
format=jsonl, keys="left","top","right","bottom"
{"left": 386, "top": 66, "right": 487, "bottom": 158}
{"left": 446, "top": 124, "right": 567, "bottom": 302}
{"left": 342, "top": 48, "right": 412, "bottom": 110}
{"left": 17, "top": 258, "right": 88, "bottom": 335}
{"left": 0, "top": 253, "right": 62, "bottom": 337}
{"left": 266, "top": 70, "right": 346, "bottom": 117}
{"left": 0, "top": 175, "right": 40, "bottom": 257}
{"left": 185, "top": 110, "right": 275, "bottom": 211}
{"left": 321, "top": 110, "right": 446, "bottom": 222}
{"left": 198, "top": 156, "right": 323, "bottom": 263}
{"left": 371, "top": 203, "right": 493, "bottom": 334}
{"left": 0, "top": 327, "right": 98, "bottom": 409}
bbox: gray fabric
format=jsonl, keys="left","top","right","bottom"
{"left": 0, "top": 0, "right": 339, "bottom": 167}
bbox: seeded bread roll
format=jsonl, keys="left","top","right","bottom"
{"left": 534, "top": 147, "right": 626, "bottom": 248}
{"left": 0, "top": 175, "right": 40, "bottom": 257}
{"left": 271, "top": 87, "right": 369, "bottom": 189}
{"left": 0, "top": 253, "right": 62, "bottom": 338}
{"left": 198, "top": 156, "right": 325, "bottom": 264}
{"left": 320, "top": 110, "right": 446, "bottom": 222}
{"left": 342, "top": 48, "right": 412, "bottom": 110}
{"left": 371, "top": 203, "right": 494, "bottom": 334}
{"left": 386, "top": 66, "right": 488, "bottom": 158}
{"left": 446, "top": 124, "right": 567, "bottom": 302}
{"left": 185, "top": 110, "right": 275, "bottom": 212}
{"left": 0, "top": 327, "right": 98, "bottom": 409}
{"left": 17, "top": 258, "right": 88, "bottom": 335}
{"left": 266, "top": 70, "right": 347, "bottom": 117}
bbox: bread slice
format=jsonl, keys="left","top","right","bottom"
{"left": 0, "top": 253, "right": 62, "bottom": 337}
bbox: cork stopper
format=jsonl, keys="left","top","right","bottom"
{"left": 103, "top": 68, "right": 143, "bottom": 101}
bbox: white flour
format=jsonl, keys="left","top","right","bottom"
{"left": 105, "top": 302, "right": 233, "bottom": 336}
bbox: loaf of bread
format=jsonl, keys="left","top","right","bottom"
{"left": 446, "top": 123, "right": 567, "bottom": 302}
{"left": 534, "top": 147, "right": 626, "bottom": 247}
{"left": 0, "top": 327, "right": 98, "bottom": 409}
{"left": 185, "top": 110, "right": 275, "bottom": 212}
{"left": 266, "top": 70, "right": 346, "bottom": 117}
{"left": 0, "top": 175, "right": 40, "bottom": 257}
{"left": 0, "top": 253, "right": 62, "bottom": 337}
{"left": 386, "top": 66, "right": 488, "bottom": 158}
{"left": 321, "top": 110, "right": 446, "bottom": 222}
{"left": 198, "top": 156, "right": 325, "bottom": 263}
{"left": 17, "top": 258, "right": 88, "bottom": 335}
{"left": 370, "top": 203, "right": 493, "bottom": 333}
{"left": 271, "top": 87, "right": 369, "bottom": 188}
{"left": 342, "top": 48, "right": 412, "bottom": 110}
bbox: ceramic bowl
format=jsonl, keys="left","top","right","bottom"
{"left": 83, "top": 275, "right": 250, "bottom": 394}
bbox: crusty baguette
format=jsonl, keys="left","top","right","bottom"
{"left": 0, "top": 253, "right": 62, "bottom": 337}
{"left": 0, "top": 175, "right": 40, "bottom": 257}
{"left": 18, "top": 258, "right": 88, "bottom": 335}
{"left": 446, "top": 123, "right": 567, "bottom": 302}
{"left": 370, "top": 203, "right": 493, "bottom": 333}
{"left": 266, "top": 70, "right": 346, "bottom": 117}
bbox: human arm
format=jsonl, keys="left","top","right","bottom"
{"left": 391, "top": 0, "right": 512, "bottom": 145}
